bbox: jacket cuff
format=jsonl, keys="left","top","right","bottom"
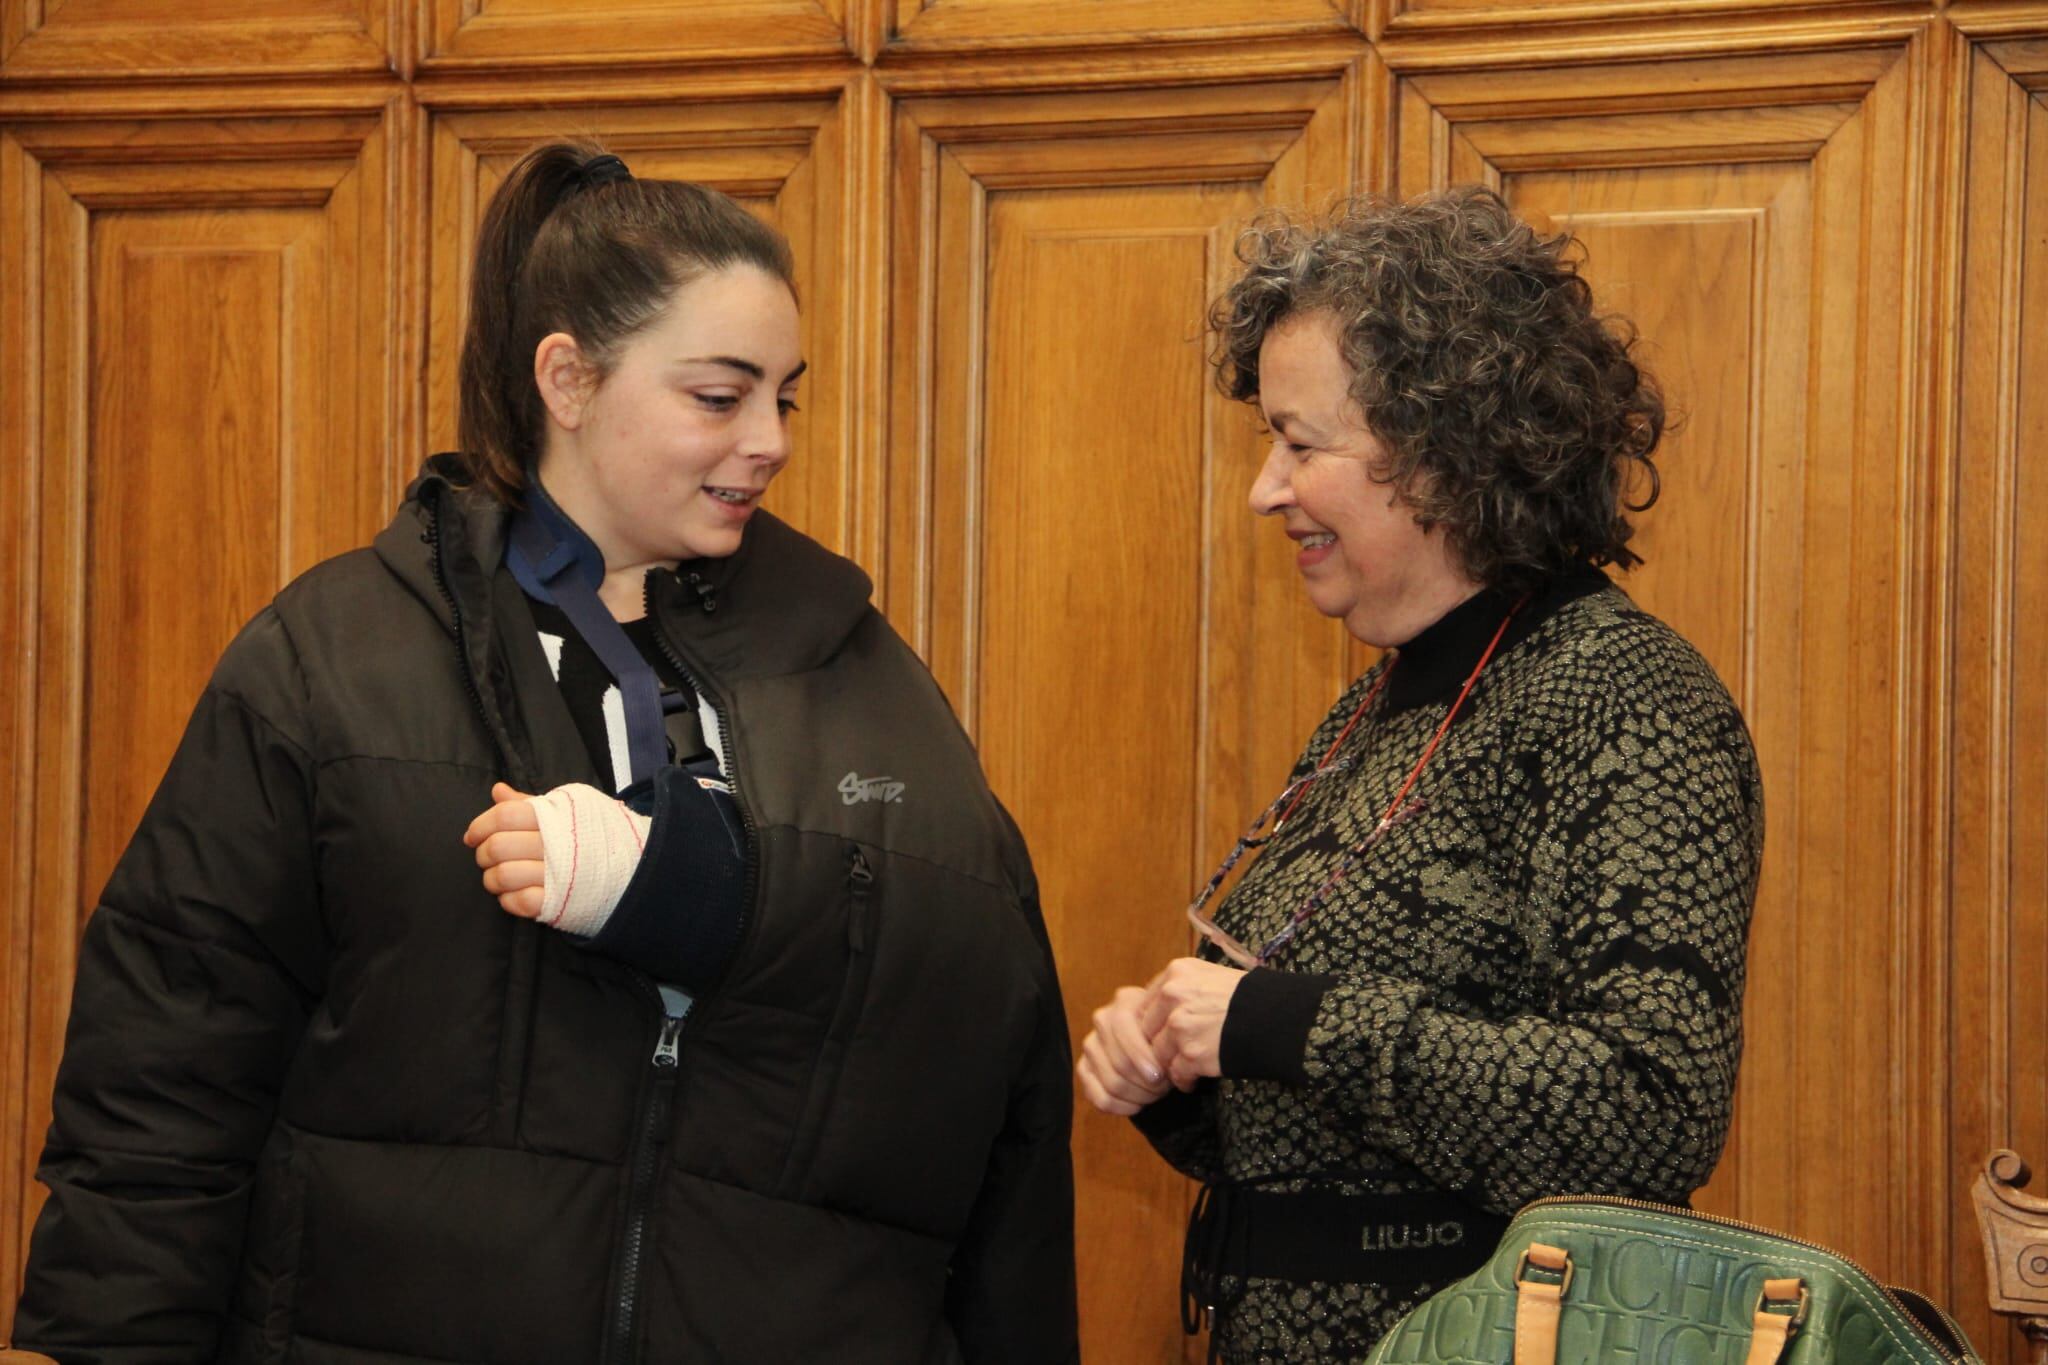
{"left": 1131, "top": 1084, "right": 1210, "bottom": 1141}
{"left": 1219, "top": 969, "right": 1335, "bottom": 1085}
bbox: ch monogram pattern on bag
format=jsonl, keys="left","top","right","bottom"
{"left": 1373, "top": 1225, "right": 1952, "bottom": 1365}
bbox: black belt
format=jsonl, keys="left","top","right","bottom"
{"left": 1181, "top": 1180, "right": 1509, "bottom": 1349}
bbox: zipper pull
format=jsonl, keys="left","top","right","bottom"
{"left": 846, "top": 846, "right": 874, "bottom": 953}
{"left": 652, "top": 1015, "right": 683, "bottom": 1069}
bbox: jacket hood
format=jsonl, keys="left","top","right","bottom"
{"left": 373, "top": 453, "right": 508, "bottom": 633}
{"left": 373, "top": 454, "right": 875, "bottom": 679}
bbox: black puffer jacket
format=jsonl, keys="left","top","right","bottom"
{"left": 15, "top": 458, "right": 1077, "bottom": 1365}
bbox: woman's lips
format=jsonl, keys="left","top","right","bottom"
{"left": 703, "top": 487, "right": 760, "bottom": 521}
{"left": 1294, "top": 533, "right": 1336, "bottom": 569}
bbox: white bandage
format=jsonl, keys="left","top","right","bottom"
{"left": 529, "top": 783, "right": 653, "bottom": 937}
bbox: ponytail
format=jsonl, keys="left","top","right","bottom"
{"left": 454, "top": 142, "right": 797, "bottom": 505}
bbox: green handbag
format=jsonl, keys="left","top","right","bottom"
{"left": 1363, "top": 1196, "right": 1984, "bottom": 1365}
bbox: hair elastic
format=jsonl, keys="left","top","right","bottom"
{"left": 580, "top": 154, "right": 633, "bottom": 188}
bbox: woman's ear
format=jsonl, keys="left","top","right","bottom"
{"left": 534, "top": 332, "right": 596, "bottom": 431}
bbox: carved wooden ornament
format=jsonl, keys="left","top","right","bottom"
{"left": 1973, "top": 1149, "right": 2048, "bottom": 1347}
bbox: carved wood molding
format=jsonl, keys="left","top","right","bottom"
{"left": 871, "top": 34, "right": 1368, "bottom": 94}
{"left": 1942, "top": 26, "right": 2048, "bottom": 1362}
{"left": 417, "top": 0, "right": 849, "bottom": 72}
{"left": 880, "top": 0, "right": 1365, "bottom": 54}
{"left": 1947, "top": 0, "right": 2048, "bottom": 38}
{"left": 0, "top": 0, "right": 395, "bottom": 80}
{"left": 1372, "top": 0, "right": 1934, "bottom": 67}
{"left": 1973, "top": 1151, "right": 2048, "bottom": 1346}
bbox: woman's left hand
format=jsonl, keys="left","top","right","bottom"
{"left": 463, "top": 782, "right": 546, "bottom": 918}
{"left": 1142, "top": 958, "right": 1246, "bottom": 1091}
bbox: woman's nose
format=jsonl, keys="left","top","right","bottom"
{"left": 1248, "top": 445, "right": 1293, "bottom": 517}
{"left": 745, "top": 397, "right": 793, "bottom": 467}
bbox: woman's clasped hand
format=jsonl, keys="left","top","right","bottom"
{"left": 1079, "top": 957, "right": 1247, "bottom": 1110}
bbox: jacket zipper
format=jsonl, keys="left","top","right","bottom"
{"left": 603, "top": 992, "right": 685, "bottom": 1365}
{"left": 1513, "top": 1194, "right": 1971, "bottom": 1362}
{"left": 591, "top": 574, "right": 758, "bottom": 1360}
{"left": 778, "top": 845, "right": 877, "bottom": 1194}
{"left": 422, "top": 487, "right": 514, "bottom": 781}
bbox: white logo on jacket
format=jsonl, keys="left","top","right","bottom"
{"left": 839, "top": 772, "right": 905, "bottom": 805}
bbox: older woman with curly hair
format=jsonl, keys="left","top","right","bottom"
{"left": 1076, "top": 186, "right": 1764, "bottom": 1362}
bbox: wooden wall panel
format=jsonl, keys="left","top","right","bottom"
{"left": 0, "top": 110, "right": 400, "bottom": 1334}
{"left": 6, "top": 2, "right": 2048, "bottom": 1361}
{"left": 424, "top": 96, "right": 856, "bottom": 555}
{"left": 883, "top": 0, "right": 1360, "bottom": 52}
{"left": 888, "top": 78, "right": 1360, "bottom": 1360}
{"left": 1945, "top": 31, "right": 2048, "bottom": 1364}
{"left": 420, "top": 0, "right": 846, "bottom": 69}
{"left": 1393, "top": 39, "right": 1943, "bottom": 1286}
{"left": 1378, "top": 0, "right": 1878, "bottom": 36}
{"left": 0, "top": 0, "right": 393, "bottom": 78}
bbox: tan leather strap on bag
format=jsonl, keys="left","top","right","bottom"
{"left": 1513, "top": 1243, "right": 1573, "bottom": 1365}
{"left": 1745, "top": 1278, "right": 1810, "bottom": 1365}
{"left": 1512, "top": 1249, "right": 1808, "bottom": 1365}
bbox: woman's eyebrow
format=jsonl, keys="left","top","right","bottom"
{"left": 676, "top": 356, "right": 809, "bottom": 384}
{"left": 677, "top": 354, "right": 764, "bottom": 380}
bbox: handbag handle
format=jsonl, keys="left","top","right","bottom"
{"left": 1512, "top": 1246, "right": 1807, "bottom": 1365}
{"left": 1512, "top": 1244, "right": 1572, "bottom": 1365}
{"left": 1748, "top": 1279, "right": 1810, "bottom": 1363}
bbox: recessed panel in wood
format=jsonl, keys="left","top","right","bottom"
{"left": 0, "top": 116, "right": 397, "bottom": 1339}
{"left": 422, "top": 0, "right": 846, "bottom": 67}
{"left": 890, "top": 80, "right": 1358, "bottom": 1363}
{"left": 1395, "top": 42, "right": 1935, "bottom": 1288}
{"left": 80, "top": 222, "right": 307, "bottom": 930}
{"left": 981, "top": 202, "right": 1229, "bottom": 1364}
{"left": 1383, "top": 0, "right": 1875, "bottom": 33}
{"left": 1508, "top": 166, "right": 1800, "bottom": 1227}
{"left": 426, "top": 101, "right": 853, "bottom": 556}
{"left": 885, "top": 0, "right": 1356, "bottom": 51}
{"left": 0, "top": 0, "right": 389, "bottom": 77}
{"left": 1947, "top": 37, "right": 2048, "bottom": 1365}
{"left": 1540, "top": 204, "right": 1757, "bottom": 691}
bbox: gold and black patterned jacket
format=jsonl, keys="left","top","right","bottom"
{"left": 1135, "top": 568, "right": 1764, "bottom": 1363}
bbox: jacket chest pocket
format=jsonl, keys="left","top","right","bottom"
{"left": 776, "top": 841, "right": 879, "bottom": 1197}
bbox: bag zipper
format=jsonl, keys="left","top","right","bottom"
{"left": 1514, "top": 1194, "right": 1972, "bottom": 1362}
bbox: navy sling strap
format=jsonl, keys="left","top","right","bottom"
{"left": 505, "top": 480, "right": 672, "bottom": 789}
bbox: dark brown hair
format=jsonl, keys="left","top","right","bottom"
{"left": 1210, "top": 187, "right": 1665, "bottom": 591}
{"left": 456, "top": 142, "right": 797, "bottom": 504}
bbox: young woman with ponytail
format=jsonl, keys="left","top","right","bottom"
{"left": 13, "top": 144, "right": 1078, "bottom": 1365}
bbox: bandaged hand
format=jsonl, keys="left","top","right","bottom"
{"left": 463, "top": 780, "right": 650, "bottom": 936}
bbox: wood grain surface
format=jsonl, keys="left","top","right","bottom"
{"left": 2, "top": 4, "right": 2044, "bottom": 1361}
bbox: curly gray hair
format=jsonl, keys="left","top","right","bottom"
{"left": 1210, "top": 187, "right": 1665, "bottom": 591}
